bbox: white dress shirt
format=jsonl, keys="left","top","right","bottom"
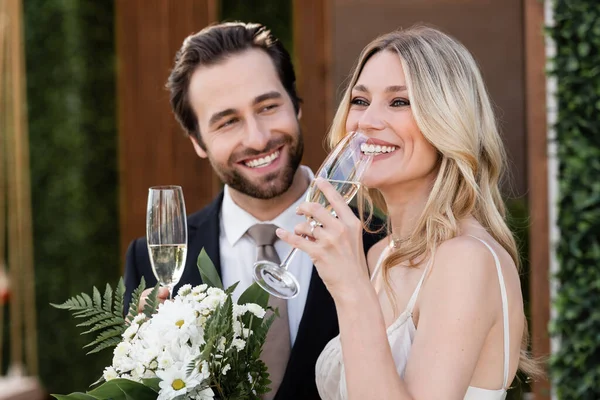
{"left": 219, "top": 166, "right": 315, "bottom": 347}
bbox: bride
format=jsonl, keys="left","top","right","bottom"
{"left": 276, "top": 26, "right": 542, "bottom": 399}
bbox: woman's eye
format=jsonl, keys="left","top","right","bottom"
{"left": 350, "top": 98, "right": 369, "bottom": 106}
{"left": 391, "top": 98, "right": 410, "bottom": 107}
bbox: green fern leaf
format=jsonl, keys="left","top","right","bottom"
{"left": 102, "top": 283, "right": 113, "bottom": 313}
{"left": 51, "top": 281, "right": 131, "bottom": 355}
{"left": 125, "top": 277, "right": 146, "bottom": 322}
{"left": 72, "top": 308, "right": 107, "bottom": 318}
{"left": 86, "top": 337, "right": 123, "bottom": 355}
{"left": 142, "top": 284, "right": 160, "bottom": 319}
{"left": 75, "top": 313, "right": 114, "bottom": 328}
{"left": 114, "top": 279, "right": 126, "bottom": 317}
{"left": 83, "top": 327, "right": 123, "bottom": 350}
{"left": 92, "top": 286, "right": 102, "bottom": 309}
{"left": 77, "top": 294, "right": 93, "bottom": 309}
{"left": 80, "top": 317, "right": 124, "bottom": 335}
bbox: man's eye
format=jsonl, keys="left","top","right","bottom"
{"left": 260, "top": 104, "right": 278, "bottom": 113}
{"left": 218, "top": 118, "right": 238, "bottom": 129}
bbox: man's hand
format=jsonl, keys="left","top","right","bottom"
{"left": 138, "top": 287, "right": 170, "bottom": 313}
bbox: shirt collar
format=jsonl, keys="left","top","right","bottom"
{"left": 221, "top": 165, "right": 315, "bottom": 246}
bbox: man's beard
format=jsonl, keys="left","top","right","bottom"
{"left": 208, "top": 131, "right": 304, "bottom": 200}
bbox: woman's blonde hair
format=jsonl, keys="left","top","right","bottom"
{"left": 328, "top": 25, "right": 542, "bottom": 380}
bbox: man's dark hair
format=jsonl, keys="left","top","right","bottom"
{"left": 166, "top": 22, "right": 301, "bottom": 145}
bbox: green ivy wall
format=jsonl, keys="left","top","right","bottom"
{"left": 548, "top": 1, "right": 600, "bottom": 399}
{"left": 24, "top": 0, "right": 119, "bottom": 393}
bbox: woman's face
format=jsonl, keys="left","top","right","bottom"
{"left": 346, "top": 50, "right": 439, "bottom": 193}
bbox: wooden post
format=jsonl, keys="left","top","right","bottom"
{"left": 293, "top": 0, "right": 332, "bottom": 170}
{"left": 525, "top": 0, "right": 550, "bottom": 397}
{"left": 115, "top": 0, "right": 219, "bottom": 265}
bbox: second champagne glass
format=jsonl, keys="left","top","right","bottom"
{"left": 253, "top": 131, "right": 372, "bottom": 299}
{"left": 146, "top": 185, "right": 188, "bottom": 299}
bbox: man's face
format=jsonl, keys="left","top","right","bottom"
{"left": 188, "top": 49, "right": 303, "bottom": 200}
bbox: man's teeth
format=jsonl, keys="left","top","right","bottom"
{"left": 360, "top": 143, "right": 397, "bottom": 155}
{"left": 245, "top": 150, "right": 280, "bottom": 168}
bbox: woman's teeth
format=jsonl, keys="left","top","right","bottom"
{"left": 245, "top": 150, "right": 280, "bottom": 168}
{"left": 360, "top": 143, "right": 397, "bottom": 155}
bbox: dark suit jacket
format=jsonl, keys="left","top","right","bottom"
{"left": 124, "top": 191, "right": 384, "bottom": 400}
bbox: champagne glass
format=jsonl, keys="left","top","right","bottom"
{"left": 253, "top": 131, "right": 372, "bottom": 299}
{"left": 146, "top": 185, "right": 188, "bottom": 299}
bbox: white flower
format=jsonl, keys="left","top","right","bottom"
{"left": 233, "top": 304, "right": 247, "bottom": 317}
{"left": 157, "top": 352, "right": 174, "bottom": 370}
{"left": 222, "top": 364, "right": 231, "bottom": 375}
{"left": 245, "top": 303, "right": 266, "bottom": 318}
{"left": 102, "top": 366, "right": 118, "bottom": 381}
{"left": 242, "top": 328, "right": 251, "bottom": 338}
{"left": 216, "top": 337, "right": 226, "bottom": 353}
{"left": 231, "top": 338, "right": 246, "bottom": 352}
{"left": 192, "top": 292, "right": 207, "bottom": 302}
{"left": 200, "top": 294, "right": 223, "bottom": 311}
{"left": 123, "top": 323, "right": 139, "bottom": 341}
{"left": 151, "top": 299, "right": 199, "bottom": 343}
{"left": 177, "top": 284, "right": 193, "bottom": 297}
{"left": 114, "top": 341, "right": 131, "bottom": 359}
{"left": 132, "top": 313, "right": 146, "bottom": 325}
{"left": 190, "top": 387, "right": 215, "bottom": 400}
{"left": 156, "top": 362, "right": 203, "bottom": 400}
{"left": 233, "top": 320, "right": 243, "bottom": 337}
{"left": 120, "top": 373, "right": 135, "bottom": 381}
{"left": 192, "top": 284, "right": 208, "bottom": 295}
{"left": 206, "top": 287, "right": 224, "bottom": 296}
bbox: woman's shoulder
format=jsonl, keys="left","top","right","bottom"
{"left": 430, "top": 235, "right": 504, "bottom": 293}
{"left": 366, "top": 237, "right": 391, "bottom": 276}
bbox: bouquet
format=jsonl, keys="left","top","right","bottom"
{"left": 51, "top": 249, "right": 275, "bottom": 400}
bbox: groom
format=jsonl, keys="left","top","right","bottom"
{"left": 123, "top": 22, "right": 382, "bottom": 400}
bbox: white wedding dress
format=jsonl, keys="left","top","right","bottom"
{"left": 315, "top": 236, "right": 509, "bottom": 400}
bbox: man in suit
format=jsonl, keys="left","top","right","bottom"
{"left": 124, "top": 22, "right": 382, "bottom": 400}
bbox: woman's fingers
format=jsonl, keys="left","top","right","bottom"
{"left": 314, "top": 177, "right": 357, "bottom": 221}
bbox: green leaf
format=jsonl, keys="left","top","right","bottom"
{"left": 51, "top": 394, "right": 100, "bottom": 400}
{"left": 142, "top": 284, "right": 160, "bottom": 319}
{"left": 126, "top": 277, "right": 147, "bottom": 322}
{"left": 50, "top": 281, "right": 129, "bottom": 355}
{"left": 238, "top": 282, "right": 269, "bottom": 310}
{"left": 141, "top": 378, "right": 160, "bottom": 392}
{"left": 103, "top": 283, "right": 113, "bottom": 312}
{"left": 197, "top": 247, "right": 223, "bottom": 289}
{"left": 225, "top": 281, "right": 240, "bottom": 296}
{"left": 87, "top": 379, "right": 157, "bottom": 399}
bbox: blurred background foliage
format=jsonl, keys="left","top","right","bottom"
{"left": 22, "top": 0, "right": 118, "bottom": 393}
{"left": 548, "top": 1, "right": 600, "bottom": 399}
{"left": 220, "top": 0, "right": 293, "bottom": 57}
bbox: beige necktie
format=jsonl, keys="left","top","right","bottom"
{"left": 246, "top": 224, "right": 291, "bottom": 399}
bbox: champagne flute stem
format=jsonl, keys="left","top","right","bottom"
{"left": 279, "top": 247, "right": 299, "bottom": 270}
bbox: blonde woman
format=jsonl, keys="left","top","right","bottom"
{"left": 276, "top": 26, "right": 541, "bottom": 400}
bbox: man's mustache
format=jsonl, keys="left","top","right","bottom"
{"left": 231, "top": 138, "right": 290, "bottom": 161}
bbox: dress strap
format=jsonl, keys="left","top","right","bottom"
{"left": 405, "top": 253, "right": 434, "bottom": 314}
{"left": 369, "top": 243, "right": 392, "bottom": 282}
{"left": 468, "top": 235, "right": 510, "bottom": 388}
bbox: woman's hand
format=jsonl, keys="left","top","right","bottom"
{"left": 276, "top": 177, "right": 371, "bottom": 300}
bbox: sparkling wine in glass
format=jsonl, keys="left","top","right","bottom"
{"left": 253, "top": 131, "right": 372, "bottom": 299}
{"left": 146, "top": 185, "right": 188, "bottom": 299}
